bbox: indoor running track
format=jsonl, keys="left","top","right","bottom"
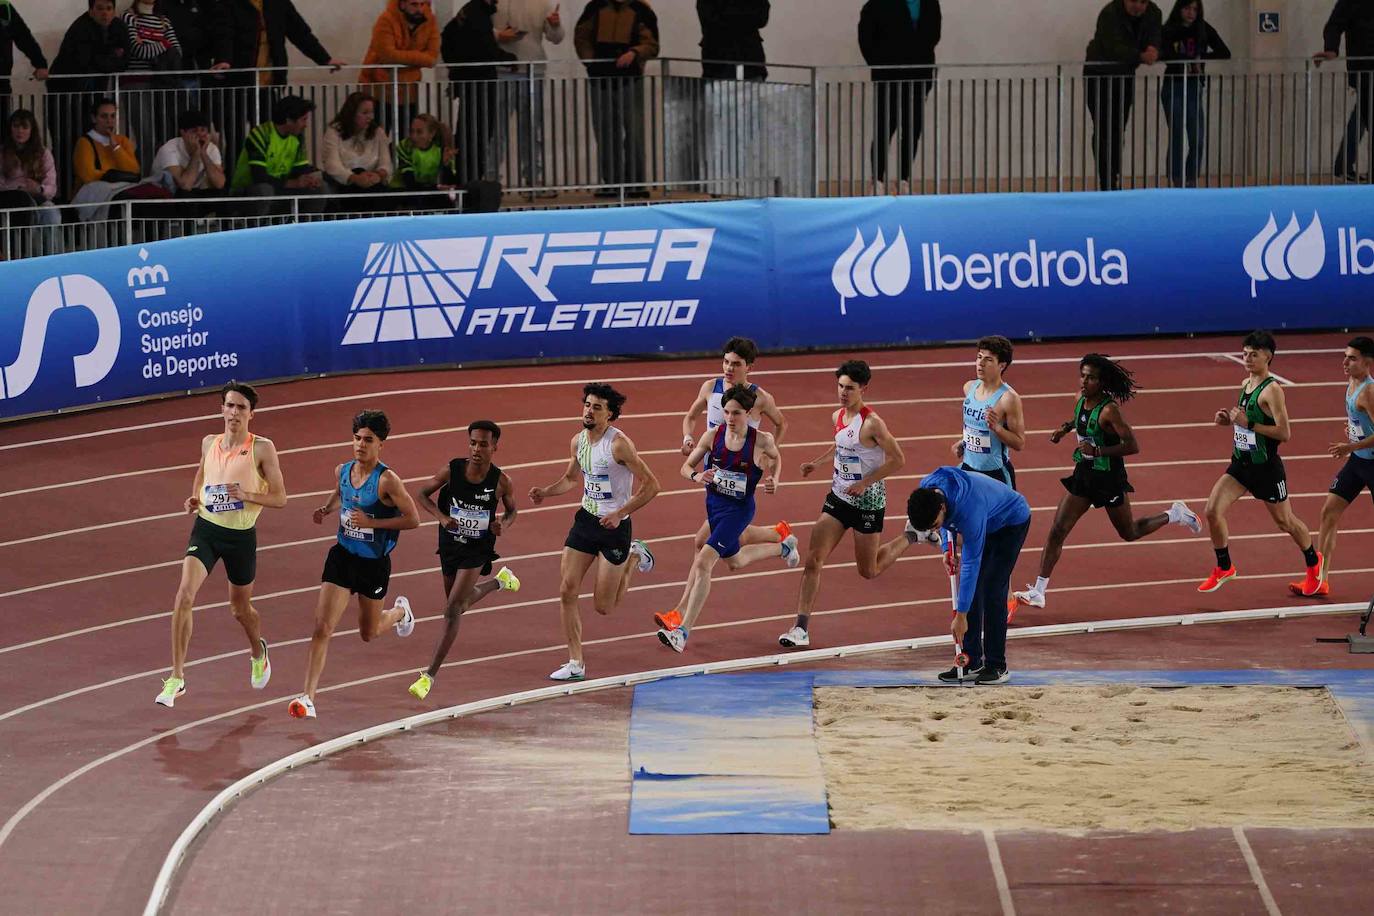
{"left": 1, "top": 332, "right": 1371, "bottom": 914}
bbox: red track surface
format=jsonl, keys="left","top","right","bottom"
{"left": 2, "top": 332, "right": 1371, "bottom": 912}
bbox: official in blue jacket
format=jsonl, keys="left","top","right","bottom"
{"left": 907, "top": 466, "right": 1031, "bottom": 685}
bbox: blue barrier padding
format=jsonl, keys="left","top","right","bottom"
{"left": 628, "top": 672, "right": 829, "bottom": 835}
{"left": 4, "top": 186, "right": 1373, "bottom": 417}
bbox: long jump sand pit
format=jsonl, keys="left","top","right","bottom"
{"left": 815, "top": 685, "right": 1374, "bottom": 832}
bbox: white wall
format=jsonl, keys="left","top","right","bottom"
{"left": 7, "top": 0, "right": 1343, "bottom": 81}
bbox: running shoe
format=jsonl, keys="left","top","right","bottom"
{"left": 937, "top": 665, "right": 982, "bottom": 683}
{"left": 780, "top": 534, "right": 800, "bottom": 569}
{"left": 657, "top": 627, "right": 687, "bottom": 653}
{"left": 630, "top": 539, "right": 655, "bottom": 574}
{"left": 1289, "top": 579, "right": 1331, "bottom": 597}
{"left": 974, "top": 667, "right": 1011, "bottom": 686}
{"left": 778, "top": 626, "right": 809, "bottom": 648}
{"left": 495, "top": 567, "right": 521, "bottom": 592}
{"left": 155, "top": 676, "right": 186, "bottom": 708}
{"left": 774, "top": 519, "right": 792, "bottom": 541}
{"left": 549, "top": 660, "right": 586, "bottom": 681}
{"left": 1196, "top": 566, "right": 1238, "bottom": 593}
{"left": 1168, "top": 500, "right": 1202, "bottom": 534}
{"left": 288, "top": 695, "right": 316, "bottom": 719}
{"left": 409, "top": 673, "right": 433, "bottom": 700}
{"left": 1011, "top": 587, "right": 1046, "bottom": 609}
{"left": 250, "top": 639, "right": 271, "bottom": 689}
{"left": 654, "top": 608, "right": 683, "bottom": 630}
{"left": 393, "top": 596, "right": 415, "bottom": 637}
{"left": 904, "top": 519, "right": 940, "bottom": 547}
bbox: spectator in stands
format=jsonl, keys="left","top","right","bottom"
{"left": 858, "top": 0, "right": 941, "bottom": 195}
{"left": 361, "top": 0, "right": 441, "bottom": 134}
{"left": 1317, "top": 0, "right": 1374, "bottom": 182}
{"left": 1083, "top": 0, "right": 1162, "bottom": 191}
{"left": 74, "top": 97, "right": 142, "bottom": 193}
{"left": 0, "top": 108, "right": 59, "bottom": 226}
{"left": 49, "top": 1, "right": 132, "bottom": 199}
{"left": 391, "top": 112, "right": 458, "bottom": 208}
{"left": 151, "top": 108, "right": 225, "bottom": 199}
{"left": 0, "top": 2, "right": 48, "bottom": 125}
{"left": 320, "top": 91, "right": 393, "bottom": 210}
{"left": 122, "top": 1, "right": 183, "bottom": 79}
{"left": 496, "top": 0, "right": 564, "bottom": 192}
{"left": 155, "top": 0, "right": 230, "bottom": 73}
{"left": 1159, "top": 0, "right": 1229, "bottom": 188}
{"left": 443, "top": 0, "right": 515, "bottom": 184}
{"left": 574, "top": 0, "right": 659, "bottom": 198}
{"left": 229, "top": 94, "right": 326, "bottom": 215}
{"left": 698, "top": 0, "right": 768, "bottom": 81}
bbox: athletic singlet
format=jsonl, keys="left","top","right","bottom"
{"left": 961, "top": 381, "right": 1011, "bottom": 472}
{"left": 1347, "top": 376, "right": 1374, "bottom": 460}
{"left": 1232, "top": 376, "right": 1280, "bottom": 465}
{"left": 831, "top": 406, "right": 887, "bottom": 510}
{"left": 705, "top": 378, "right": 762, "bottom": 430}
{"left": 197, "top": 433, "right": 268, "bottom": 531}
{"left": 706, "top": 425, "right": 763, "bottom": 503}
{"left": 337, "top": 461, "right": 400, "bottom": 559}
{"left": 1071, "top": 397, "right": 1125, "bottom": 475}
{"left": 437, "top": 458, "right": 501, "bottom": 549}
{"left": 579, "top": 427, "right": 634, "bottom": 517}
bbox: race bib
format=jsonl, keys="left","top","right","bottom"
{"left": 1350, "top": 420, "right": 1364, "bottom": 444}
{"left": 582, "top": 472, "right": 610, "bottom": 514}
{"left": 962, "top": 427, "right": 992, "bottom": 454}
{"left": 1233, "top": 424, "right": 1257, "bottom": 452}
{"left": 340, "top": 508, "right": 373, "bottom": 542}
{"left": 203, "top": 483, "right": 244, "bottom": 513}
{"left": 1075, "top": 433, "right": 1091, "bottom": 446}
{"left": 713, "top": 468, "right": 748, "bottom": 499}
{"left": 834, "top": 454, "right": 862, "bottom": 482}
{"left": 448, "top": 503, "right": 490, "bottom": 538}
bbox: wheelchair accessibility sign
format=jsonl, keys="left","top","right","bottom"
{"left": 1258, "top": 12, "right": 1280, "bottom": 33}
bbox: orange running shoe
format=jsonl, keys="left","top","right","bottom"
{"left": 1197, "top": 566, "right": 1238, "bottom": 593}
{"left": 654, "top": 609, "right": 682, "bottom": 630}
{"left": 774, "top": 520, "right": 792, "bottom": 541}
{"left": 1006, "top": 597, "right": 1018, "bottom": 623}
{"left": 1288, "top": 578, "right": 1331, "bottom": 597}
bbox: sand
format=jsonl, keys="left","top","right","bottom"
{"left": 814, "top": 685, "right": 1374, "bottom": 832}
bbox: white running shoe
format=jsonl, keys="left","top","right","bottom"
{"left": 250, "top": 639, "right": 271, "bottom": 689}
{"left": 1169, "top": 500, "right": 1202, "bottom": 534}
{"left": 904, "top": 519, "right": 941, "bottom": 547}
{"left": 657, "top": 627, "right": 687, "bottom": 653}
{"left": 155, "top": 676, "right": 186, "bottom": 708}
{"left": 549, "top": 660, "right": 586, "bottom": 681}
{"left": 495, "top": 566, "right": 520, "bottom": 592}
{"left": 393, "top": 597, "right": 415, "bottom": 637}
{"left": 778, "top": 625, "right": 810, "bottom": 648}
{"left": 288, "top": 695, "right": 316, "bottom": 719}
{"left": 780, "top": 534, "right": 800, "bottom": 569}
{"left": 1012, "top": 587, "right": 1046, "bottom": 609}
{"left": 630, "top": 539, "right": 655, "bottom": 574}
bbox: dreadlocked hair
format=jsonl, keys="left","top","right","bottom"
{"left": 1081, "top": 353, "right": 1139, "bottom": 403}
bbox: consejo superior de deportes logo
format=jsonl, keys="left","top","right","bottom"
{"left": 1, "top": 274, "right": 121, "bottom": 401}
{"left": 1242, "top": 211, "right": 1325, "bottom": 298}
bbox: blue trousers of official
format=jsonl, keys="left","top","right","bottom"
{"left": 962, "top": 519, "right": 1031, "bottom": 671}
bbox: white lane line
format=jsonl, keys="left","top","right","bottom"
{"left": 2, "top": 596, "right": 1360, "bottom": 859}
{"left": 0, "top": 382, "right": 1347, "bottom": 501}
{"left": 983, "top": 829, "right": 1018, "bottom": 916}
{"left": 10, "top": 347, "right": 1335, "bottom": 452}
{"left": 1233, "top": 826, "right": 1283, "bottom": 916}
{"left": 1222, "top": 353, "right": 1295, "bottom": 387}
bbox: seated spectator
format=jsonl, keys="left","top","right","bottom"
{"left": 320, "top": 91, "right": 393, "bottom": 211}
{"left": 151, "top": 108, "right": 226, "bottom": 202}
{"left": 360, "top": 0, "right": 441, "bottom": 132}
{"left": 229, "top": 94, "right": 326, "bottom": 216}
{"left": 71, "top": 97, "right": 172, "bottom": 221}
{"left": 48, "top": 0, "right": 132, "bottom": 199}
{"left": 391, "top": 113, "right": 458, "bottom": 209}
{"left": 0, "top": 109, "right": 60, "bottom": 227}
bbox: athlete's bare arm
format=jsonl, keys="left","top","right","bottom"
{"left": 680, "top": 378, "right": 713, "bottom": 454}
{"left": 680, "top": 429, "right": 714, "bottom": 481}
{"left": 852, "top": 413, "right": 904, "bottom": 494}
{"left": 418, "top": 465, "right": 453, "bottom": 527}
{"left": 1254, "top": 382, "right": 1293, "bottom": 442}
{"left": 952, "top": 380, "right": 978, "bottom": 458}
{"left": 357, "top": 469, "right": 420, "bottom": 530}
{"left": 986, "top": 388, "right": 1027, "bottom": 452}
{"left": 493, "top": 472, "right": 518, "bottom": 535}
{"left": 1092, "top": 404, "right": 1141, "bottom": 458}
{"left": 312, "top": 465, "right": 344, "bottom": 524}
{"left": 757, "top": 430, "right": 781, "bottom": 494}
{"left": 802, "top": 410, "right": 841, "bottom": 478}
{"left": 606, "top": 433, "right": 661, "bottom": 526}
{"left": 529, "top": 434, "right": 581, "bottom": 504}
{"left": 757, "top": 387, "right": 788, "bottom": 443}
{"left": 243, "top": 437, "right": 288, "bottom": 508}
{"left": 184, "top": 434, "right": 214, "bottom": 513}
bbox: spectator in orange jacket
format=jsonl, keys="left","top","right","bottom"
{"left": 361, "top": 0, "right": 441, "bottom": 132}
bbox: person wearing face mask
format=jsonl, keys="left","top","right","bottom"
{"left": 361, "top": 0, "right": 441, "bottom": 135}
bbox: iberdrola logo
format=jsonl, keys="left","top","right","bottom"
{"left": 831, "top": 228, "right": 911, "bottom": 315}
{"left": 1242, "top": 212, "right": 1325, "bottom": 298}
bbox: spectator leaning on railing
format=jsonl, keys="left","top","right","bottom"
{"left": 1159, "top": 0, "right": 1229, "bottom": 189}
{"left": 0, "top": 1, "right": 48, "bottom": 124}
{"left": 361, "top": 0, "right": 440, "bottom": 134}
{"left": 697, "top": 0, "right": 768, "bottom": 81}
{"left": 1083, "top": 0, "right": 1162, "bottom": 191}
{"left": 320, "top": 91, "right": 393, "bottom": 211}
{"left": 496, "top": 0, "right": 564, "bottom": 192}
{"left": 122, "top": 1, "right": 183, "bottom": 80}
{"left": 154, "top": 0, "right": 229, "bottom": 73}
{"left": 218, "top": 0, "right": 344, "bottom": 86}
{"left": 858, "top": 0, "right": 941, "bottom": 195}
{"left": 443, "top": 0, "right": 516, "bottom": 185}
{"left": 574, "top": 0, "right": 659, "bottom": 198}
{"left": 0, "top": 108, "right": 59, "bottom": 227}
{"left": 230, "top": 93, "right": 326, "bottom": 216}
{"left": 1317, "top": 0, "right": 1374, "bottom": 182}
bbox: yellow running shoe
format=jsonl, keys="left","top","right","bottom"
{"left": 495, "top": 566, "right": 520, "bottom": 592}
{"left": 250, "top": 639, "right": 271, "bottom": 689}
{"left": 409, "top": 673, "right": 434, "bottom": 700}
{"left": 155, "top": 676, "right": 186, "bottom": 708}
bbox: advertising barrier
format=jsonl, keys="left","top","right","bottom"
{"left": 2, "top": 187, "right": 1371, "bottom": 419}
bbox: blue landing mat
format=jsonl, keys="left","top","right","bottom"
{"left": 628, "top": 672, "right": 829, "bottom": 835}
